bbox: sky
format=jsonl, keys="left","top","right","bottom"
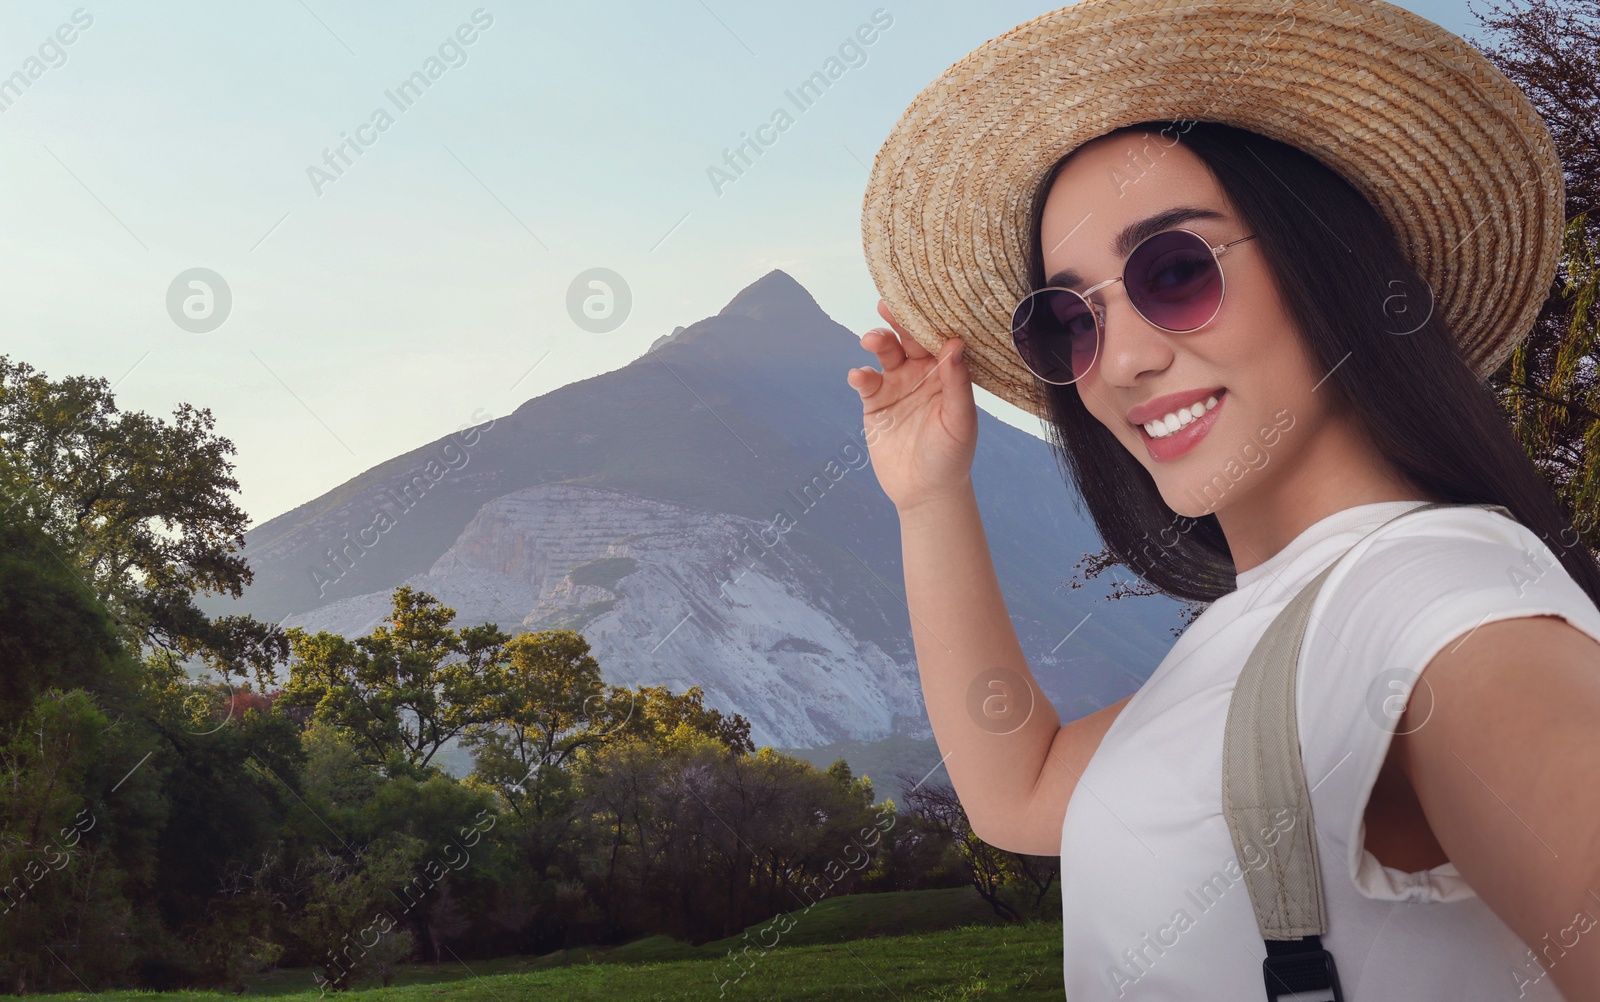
{"left": 1, "top": 0, "right": 1481, "bottom": 527}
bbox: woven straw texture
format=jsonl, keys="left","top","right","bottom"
{"left": 860, "top": 0, "right": 1565, "bottom": 423}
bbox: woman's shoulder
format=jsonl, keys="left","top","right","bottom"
{"left": 1294, "top": 505, "right": 1600, "bottom": 912}
{"left": 1300, "top": 501, "right": 1600, "bottom": 713}
{"left": 1329, "top": 503, "right": 1558, "bottom": 586}
{"left": 1365, "top": 501, "right": 1536, "bottom": 547}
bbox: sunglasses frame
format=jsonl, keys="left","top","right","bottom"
{"left": 1012, "top": 227, "right": 1259, "bottom": 386}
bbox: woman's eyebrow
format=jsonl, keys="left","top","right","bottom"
{"left": 1044, "top": 205, "right": 1229, "bottom": 288}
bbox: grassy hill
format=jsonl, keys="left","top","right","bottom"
{"left": 63, "top": 923, "right": 1065, "bottom": 1001}
{"left": 58, "top": 889, "right": 1066, "bottom": 1000}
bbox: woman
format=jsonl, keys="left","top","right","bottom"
{"left": 849, "top": 2, "right": 1600, "bottom": 999}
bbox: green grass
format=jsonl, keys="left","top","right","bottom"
{"left": 699, "top": 886, "right": 1011, "bottom": 953}
{"left": 49, "top": 890, "right": 1066, "bottom": 1000}
{"left": 58, "top": 922, "right": 1065, "bottom": 1001}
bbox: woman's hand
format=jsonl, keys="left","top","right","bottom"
{"left": 846, "top": 299, "right": 978, "bottom": 513}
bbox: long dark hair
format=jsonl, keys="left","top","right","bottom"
{"left": 1028, "top": 119, "right": 1600, "bottom": 608}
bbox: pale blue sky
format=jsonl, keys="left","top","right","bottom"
{"left": 1, "top": 0, "right": 1480, "bottom": 525}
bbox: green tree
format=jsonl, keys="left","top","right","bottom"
{"left": 280, "top": 587, "right": 508, "bottom": 773}
{"left": 903, "top": 780, "right": 1058, "bottom": 923}
{"left": 190, "top": 851, "right": 285, "bottom": 995}
{"left": 0, "top": 689, "right": 146, "bottom": 992}
{"left": 573, "top": 733, "right": 882, "bottom": 943}
{"left": 361, "top": 774, "right": 497, "bottom": 966}
{"left": 271, "top": 721, "right": 502, "bottom": 976}
{"left": 1474, "top": 0, "right": 1600, "bottom": 539}
{"left": 282, "top": 830, "right": 427, "bottom": 993}
{"left": 0, "top": 494, "right": 140, "bottom": 724}
{"left": 0, "top": 357, "right": 286, "bottom": 681}
{"left": 1504, "top": 212, "right": 1600, "bottom": 525}
{"left": 134, "top": 671, "right": 304, "bottom": 986}
{"left": 463, "top": 629, "right": 611, "bottom": 822}
{"left": 298, "top": 718, "right": 383, "bottom": 813}
{"left": 610, "top": 683, "right": 756, "bottom": 757}
{"left": 824, "top": 756, "right": 876, "bottom": 808}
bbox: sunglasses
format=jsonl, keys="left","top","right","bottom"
{"left": 1011, "top": 227, "right": 1259, "bottom": 385}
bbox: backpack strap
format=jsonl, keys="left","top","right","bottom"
{"left": 1221, "top": 501, "right": 1514, "bottom": 1001}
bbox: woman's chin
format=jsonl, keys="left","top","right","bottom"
{"left": 1156, "top": 482, "right": 1222, "bottom": 520}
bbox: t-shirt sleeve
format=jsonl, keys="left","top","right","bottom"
{"left": 1293, "top": 509, "right": 1600, "bottom": 904}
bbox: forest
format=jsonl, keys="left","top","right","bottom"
{"left": 0, "top": 356, "right": 1057, "bottom": 994}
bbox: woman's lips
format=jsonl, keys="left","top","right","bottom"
{"left": 1136, "top": 389, "right": 1226, "bottom": 462}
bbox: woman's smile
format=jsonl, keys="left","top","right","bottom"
{"left": 1135, "top": 388, "right": 1226, "bottom": 461}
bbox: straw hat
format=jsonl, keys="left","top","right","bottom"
{"left": 859, "top": 0, "right": 1566, "bottom": 423}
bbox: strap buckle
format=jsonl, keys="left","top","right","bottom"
{"left": 1262, "top": 935, "right": 1344, "bottom": 1002}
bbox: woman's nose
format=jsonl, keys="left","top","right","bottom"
{"left": 1090, "top": 286, "right": 1175, "bottom": 386}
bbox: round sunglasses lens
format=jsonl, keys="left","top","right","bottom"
{"left": 1125, "top": 229, "right": 1223, "bottom": 332}
{"left": 1011, "top": 288, "right": 1099, "bottom": 384}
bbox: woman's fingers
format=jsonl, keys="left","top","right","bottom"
{"left": 845, "top": 364, "right": 882, "bottom": 400}
{"left": 851, "top": 298, "right": 960, "bottom": 405}
{"left": 859, "top": 327, "right": 908, "bottom": 372}
{"left": 876, "top": 299, "right": 934, "bottom": 359}
{"left": 937, "top": 337, "right": 977, "bottom": 433}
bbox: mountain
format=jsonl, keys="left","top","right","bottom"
{"left": 211, "top": 270, "right": 1188, "bottom": 748}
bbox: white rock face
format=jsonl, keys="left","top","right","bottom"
{"left": 282, "top": 484, "right": 929, "bottom": 749}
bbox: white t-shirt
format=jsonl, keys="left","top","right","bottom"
{"left": 1059, "top": 500, "right": 1600, "bottom": 1000}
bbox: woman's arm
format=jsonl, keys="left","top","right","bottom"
{"left": 850, "top": 301, "right": 1126, "bottom": 857}
{"left": 899, "top": 481, "right": 1130, "bottom": 856}
{"left": 1397, "top": 614, "right": 1600, "bottom": 1000}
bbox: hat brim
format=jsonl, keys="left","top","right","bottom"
{"left": 860, "top": 0, "right": 1565, "bottom": 423}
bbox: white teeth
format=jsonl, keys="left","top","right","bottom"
{"left": 1143, "top": 395, "right": 1219, "bottom": 439}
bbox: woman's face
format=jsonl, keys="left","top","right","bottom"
{"left": 1038, "top": 130, "right": 1335, "bottom": 519}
